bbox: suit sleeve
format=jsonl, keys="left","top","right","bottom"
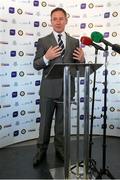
{"left": 33, "top": 38, "right": 48, "bottom": 71}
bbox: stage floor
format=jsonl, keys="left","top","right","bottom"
{"left": 0, "top": 136, "right": 120, "bottom": 179}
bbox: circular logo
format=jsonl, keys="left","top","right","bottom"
{"left": 109, "top": 124, "right": 114, "bottom": 129}
{"left": 112, "top": 32, "right": 117, "bottom": 37}
{"left": 111, "top": 51, "right": 117, "bottom": 56}
{"left": 17, "top": 8, "right": 23, "bottom": 15}
{"left": 88, "top": 3, "right": 94, "bottom": 8}
{"left": 109, "top": 107, "right": 115, "bottom": 112}
{"left": 18, "top": 30, "right": 23, "bottom": 36}
{"left": 110, "top": 70, "right": 116, "bottom": 75}
{"left": 41, "top": 1, "right": 47, "bottom": 7}
{"left": 42, "top": 22, "right": 47, "bottom": 27}
{"left": 18, "top": 51, "right": 24, "bottom": 57}
{"left": 110, "top": 89, "right": 115, "bottom": 94}
{"left": 21, "top": 129, "right": 26, "bottom": 134}
{"left": 19, "top": 71, "right": 25, "bottom": 77}
{"left": 20, "top": 91, "right": 25, "bottom": 96}
{"left": 112, "top": 12, "right": 118, "bottom": 17}
{"left": 88, "top": 23, "right": 93, "bottom": 28}
{"left": 20, "top": 110, "right": 26, "bottom": 116}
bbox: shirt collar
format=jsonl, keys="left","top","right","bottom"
{"left": 53, "top": 31, "right": 66, "bottom": 40}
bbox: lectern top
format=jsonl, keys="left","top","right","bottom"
{"left": 45, "top": 63, "right": 103, "bottom": 79}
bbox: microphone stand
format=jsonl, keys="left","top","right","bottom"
{"left": 96, "top": 45, "right": 114, "bottom": 179}
{"left": 88, "top": 48, "right": 100, "bottom": 177}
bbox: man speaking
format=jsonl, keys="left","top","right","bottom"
{"left": 33, "top": 7, "right": 85, "bottom": 167}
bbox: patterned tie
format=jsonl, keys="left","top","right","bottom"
{"left": 58, "top": 34, "right": 65, "bottom": 58}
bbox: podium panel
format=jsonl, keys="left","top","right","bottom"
{"left": 46, "top": 63, "right": 103, "bottom": 179}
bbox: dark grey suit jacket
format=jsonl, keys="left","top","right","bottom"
{"left": 33, "top": 32, "right": 79, "bottom": 99}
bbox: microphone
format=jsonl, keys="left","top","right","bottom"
{"left": 80, "top": 36, "right": 105, "bottom": 51}
{"left": 91, "top": 31, "right": 120, "bottom": 54}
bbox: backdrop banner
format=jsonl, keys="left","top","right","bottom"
{"left": 0, "top": 0, "right": 120, "bottom": 148}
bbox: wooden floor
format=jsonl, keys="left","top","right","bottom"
{"left": 0, "top": 136, "right": 120, "bottom": 179}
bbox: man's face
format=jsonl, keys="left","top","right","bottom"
{"left": 51, "top": 10, "right": 68, "bottom": 33}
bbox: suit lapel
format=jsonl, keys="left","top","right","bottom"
{"left": 49, "top": 32, "right": 58, "bottom": 46}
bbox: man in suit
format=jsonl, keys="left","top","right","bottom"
{"left": 33, "top": 7, "right": 85, "bottom": 167}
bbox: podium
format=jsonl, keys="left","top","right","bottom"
{"left": 46, "top": 63, "right": 102, "bottom": 179}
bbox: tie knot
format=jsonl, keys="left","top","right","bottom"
{"left": 58, "top": 34, "right": 62, "bottom": 39}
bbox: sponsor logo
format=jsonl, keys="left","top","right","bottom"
{"left": 80, "top": 115, "right": 84, "bottom": 120}
{"left": 13, "top": 111, "right": 18, "bottom": 117}
{"left": 20, "top": 91, "right": 25, "bottom": 96}
{"left": 112, "top": 12, "right": 118, "bottom": 17}
{"left": 4, "top": 124, "right": 12, "bottom": 128}
{"left": 110, "top": 89, "right": 115, "bottom": 94}
{"left": 34, "top": 21, "right": 39, "bottom": 27}
{"left": 80, "top": 97, "right": 84, "bottom": 102}
{"left": 11, "top": 71, "right": 17, "bottom": 77}
{"left": 109, "top": 107, "right": 115, "bottom": 112}
{"left": 80, "top": 79, "right": 84, "bottom": 84}
{"left": 88, "top": 3, "right": 94, "bottom": 8}
{"left": 102, "top": 106, "right": 107, "bottom": 111}
{"left": 10, "top": 51, "right": 16, "bottom": 57}
{"left": 104, "top": 32, "right": 109, "bottom": 38}
{"left": 112, "top": 32, "right": 117, "bottom": 37}
{"left": 13, "top": 130, "right": 19, "bottom": 136}
{"left": 21, "top": 129, "right": 26, "bottom": 134}
{"left": 19, "top": 71, "right": 25, "bottom": 77}
{"left": 42, "top": 22, "right": 47, "bottom": 27}
{"left": 9, "top": 7, "right": 15, "bottom": 13}
{"left": 102, "top": 89, "right": 108, "bottom": 94}
{"left": 35, "top": 80, "right": 40, "bottom": 86}
{"left": 80, "top": 3, "right": 86, "bottom": 9}
{"left": 36, "top": 99, "right": 40, "bottom": 105}
{"left": 18, "top": 51, "right": 24, "bottom": 56}
{"left": 36, "top": 117, "right": 41, "bottom": 123}
{"left": 28, "top": 129, "right": 36, "bottom": 132}
{"left": 41, "top": 1, "right": 47, "bottom": 7}
{"left": 80, "top": 23, "right": 86, "bottom": 29}
{"left": 18, "top": 30, "right": 23, "bottom": 36}
{"left": 88, "top": 23, "right": 93, "bottom": 28}
{"left": 109, "top": 124, "right": 114, "bottom": 129}
{"left": 33, "top": 0, "right": 39, "bottom": 6}
{"left": 12, "top": 92, "right": 18, "bottom": 98}
{"left": 10, "top": 29, "right": 16, "bottom": 35}
{"left": 104, "top": 12, "right": 110, "bottom": 18}
{"left": 20, "top": 110, "right": 26, "bottom": 116}
{"left": 111, "top": 52, "right": 117, "bottom": 56}
{"left": 17, "top": 8, "right": 23, "bottom": 15}
{"left": 110, "top": 70, "right": 116, "bottom": 75}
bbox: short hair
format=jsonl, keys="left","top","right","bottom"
{"left": 51, "top": 7, "right": 67, "bottom": 17}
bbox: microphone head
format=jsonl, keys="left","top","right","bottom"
{"left": 91, "top": 31, "right": 103, "bottom": 43}
{"left": 80, "top": 36, "right": 92, "bottom": 45}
